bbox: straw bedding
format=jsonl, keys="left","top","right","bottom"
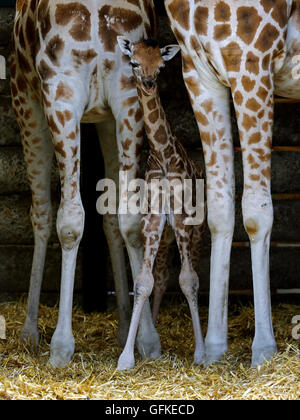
{"left": 0, "top": 300, "right": 299, "bottom": 400}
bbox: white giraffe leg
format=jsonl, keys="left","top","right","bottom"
{"left": 96, "top": 120, "right": 131, "bottom": 347}
{"left": 181, "top": 65, "right": 235, "bottom": 364}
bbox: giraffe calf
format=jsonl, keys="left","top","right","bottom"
{"left": 117, "top": 37, "right": 206, "bottom": 370}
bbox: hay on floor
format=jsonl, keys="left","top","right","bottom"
{"left": 0, "top": 301, "right": 299, "bottom": 400}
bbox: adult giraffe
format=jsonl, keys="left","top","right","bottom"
{"left": 164, "top": 0, "right": 300, "bottom": 366}
{"left": 10, "top": 0, "right": 161, "bottom": 367}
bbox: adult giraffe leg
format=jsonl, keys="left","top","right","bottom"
{"left": 12, "top": 96, "right": 53, "bottom": 348}
{"left": 231, "top": 74, "right": 277, "bottom": 366}
{"left": 96, "top": 120, "right": 131, "bottom": 347}
{"left": 38, "top": 80, "right": 86, "bottom": 367}
{"left": 112, "top": 101, "right": 161, "bottom": 360}
{"left": 181, "top": 59, "right": 235, "bottom": 364}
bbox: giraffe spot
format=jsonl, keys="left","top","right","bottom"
{"left": 54, "top": 141, "right": 66, "bottom": 158}
{"left": 64, "top": 110, "right": 73, "bottom": 121}
{"left": 38, "top": 0, "right": 51, "bottom": 40}
{"left": 72, "top": 159, "right": 79, "bottom": 176}
{"left": 16, "top": 75, "right": 27, "bottom": 92}
{"left": 221, "top": 42, "right": 243, "bottom": 72}
{"left": 195, "top": 111, "right": 209, "bottom": 126}
{"left": 250, "top": 174, "right": 260, "bottom": 181}
{"left": 154, "top": 125, "right": 167, "bottom": 144}
{"left": 72, "top": 49, "right": 97, "bottom": 66}
{"left": 261, "top": 167, "right": 271, "bottom": 179}
{"left": 98, "top": 6, "right": 142, "bottom": 52}
{"left": 258, "top": 109, "right": 265, "bottom": 119}
{"left": 38, "top": 59, "right": 57, "bottom": 80}
{"left": 149, "top": 109, "right": 159, "bottom": 124}
{"left": 17, "top": 49, "right": 31, "bottom": 73}
{"left": 135, "top": 108, "right": 143, "bottom": 123}
{"left": 248, "top": 132, "right": 262, "bottom": 145}
{"left": 214, "top": 1, "right": 231, "bottom": 21}
{"left": 55, "top": 82, "right": 74, "bottom": 100}
{"left": 147, "top": 98, "right": 157, "bottom": 111}
{"left": 55, "top": 2, "right": 91, "bottom": 41}
{"left": 246, "top": 98, "right": 261, "bottom": 112}
{"left": 168, "top": 0, "right": 190, "bottom": 31}
{"left": 214, "top": 24, "right": 231, "bottom": 41}
{"left": 202, "top": 99, "right": 213, "bottom": 114}
{"left": 257, "top": 86, "right": 269, "bottom": 102}
{"left": 103, "top": 58, "right": 114, "bottom": 73}
{"left": 242, "top": 76, "right": 256, "bottom": 92}
{"left": 123, "top": 96, "right": 138, "bottom": 108}
{"left": 261, "top": 75, "right": 272, "bottom": 90}
{"left": 48, "top": 115, "right": 61, "bottom": 134}
{"left": 184, "top": 76, "right": 201, "bottom": 97}
{"left": 254, "top": 23, "right": 280, "bottom": 53}
{"left": 237, "top": 7, "right": 262, "bottom": 45}
{"left": 120, "top": 75, "right": 136, "bottom": 91}
{"left": 56, "top": 110, "right": 65, "bottom": 126}
{"left": 234, "top": 90, "right": 243, "bottom": 106}
{"left": 262, "top": 121, "right": 269, "bottom": 132}
{"left": 24, "top": 109, "right": 33, "bottom": 120}
{"left": 245, "top": 52, "right": 260, "bottom": 75}
{"left": 194, "top": 6, "right": 209, "bottom": 35}
{"left": 242, "top": 114, "right": 257, "bottom": 131}
{"left": 67, "top": 131, "right": 76, "bottom": 140}
{"left": 207, "top": 151, "right": 217, "bottom": 167}
{"left": 261, "top": 0, "right": 288, "bottom": 28}
{"left": 45, "top": 35, "right": 65, "bottom": 66}
{"left": 122, "top": 138, "right": 132, "bottom": 151}
{"left": 245, "top": 218, "right": 258, "bottom": 236}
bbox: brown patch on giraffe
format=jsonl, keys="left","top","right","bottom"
{"left": 45, "top": 35, "right": 65, "bottom": 66}
{"left": 56, "top": 111, "right": 65, "bottom": 127}
{"left": 103, "top": 59, "right": 114, "bottom": 73}
{"left": 261, "top": 0, "right": 288, "bottom": 28}
{"left": 67, "top": 132, "right": 76, "bottom": 140}
{"left": 245, "top": 218, "right": 258, "bottom": 236}
{"left": 168, "top": 0, "right": 190, "bottom": 31}
{"left": 38, "top": 59, "right": 57, "bottom": 80}
{"left": 257, "top": 86, "right": 269, "bottom": 102}
{"left": 261, "top": 75, "right": 272, "bottom": 90}
{"left": 123, "top": 96, "right": 138, "bottom": 108}
{"left": 214, "top": 24, "right": 232, "bottom": 41}
{"left": 147, "top": 98, "right": 157, "bottom": 111}
{"left": 261, "top": 167, "right": 271, "bottom": 179}
{"left": 221, "top": 42, "right": 243, "bottom": 72}
{"left": 250, "top": 174, "right": 260, "bottom": 181}
{"left": 135, "top": 108, "right": 143, "bottom": 123}
{"left": 202, "top": 99, "right": 213, "bottom": 114}
{"left": 246, "top": 98, "right": 261, "bottom": 112}
{"left": 38, "top": 0, "right": 51, "bottom": 40}
{"left": 184, "top": 77, "right": 201, "bottom": 97}
{"left": 72, "top": 49, "right": 97, "bottom": 67}
{"left": 207, "top": 151, "right": 217, "bottom": 167}
{"left": 120, "top": 75, "right": 136, "bottom": 91}
{"left": 195, "top": 112, "right": 209, "bottom": 126}
{"left": 194, "top": 6, "right": 208, "bottom": 35}
{"left": 154, "top": 125, "right": 167, "bottom": 144}
{"left": 236, "top": 7, "right": 262, "bottom": 45}
{"left": 48, "top": 115, "right": 61, "bottom": 135}
{"left": 214, "top": 1, "right": 231, "bottom": 21}
{"left": 17, "top": 49, "right": 31, "bottom": 73}
{"left": 55, "top": 3, "right": 91, "bottom": 41}
{"left": 54, "top": 141, "right": 66, "bottom": 158}
{"left": 64, "top": 110, "right": 73, "bottom": 121}
{"left": 149, "top": 110, "right": 159, "bottom": 124}
{"left": 248, "top": 132, "right": 262, "bottom": 144}
{"left": 16, "top": 75, "right": 27, "bottom": 92}
{"left": 98, "top": 6, "right": 142, "bottom": 52}
{"left": 234, "top": 90, "right": 243, "bottom": 106}
{"left": 122, "top": 138, "right": 132, "bottom": 151}
{"left": 72, "top": 159, "right": 79, "bottom": 176}
{"left": 242, "top": 76, "right": 256, "bottom": 92}
{"left": 245, "top": 52, "right": 260, "bottom": 75}
{"left": 242, "top": 114, "right": 257, "bottom": 131}
{"left": 254, "top": 23, "right": 280, "bottom": 53}
{"left": 55, "top": 82, "right": 74, "bottom": 100}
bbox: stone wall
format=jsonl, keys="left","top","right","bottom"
{"left": 0, "top": 3, "right": 299, "bottom": 305}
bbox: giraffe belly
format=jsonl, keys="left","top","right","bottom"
{"left": 81, "top": 106, "right": 114, "bottom": 123}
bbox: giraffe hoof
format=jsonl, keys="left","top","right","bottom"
{"left": 117, "top": 351, "right": 135, "bottom": 371}
{"left": 20, "top": 324, "right": 39, "bottom": 350}
{"left": 251, "top": 345, "right": 277, "bottom": 367}
{"left": 204, "top": 343, "right": 228, "bottom": 366}
{"left": 49, "top": 332, "right": 75, "bottom": 368}
{"left": 194, "top": 350, "right": 205, "bottom": 365}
